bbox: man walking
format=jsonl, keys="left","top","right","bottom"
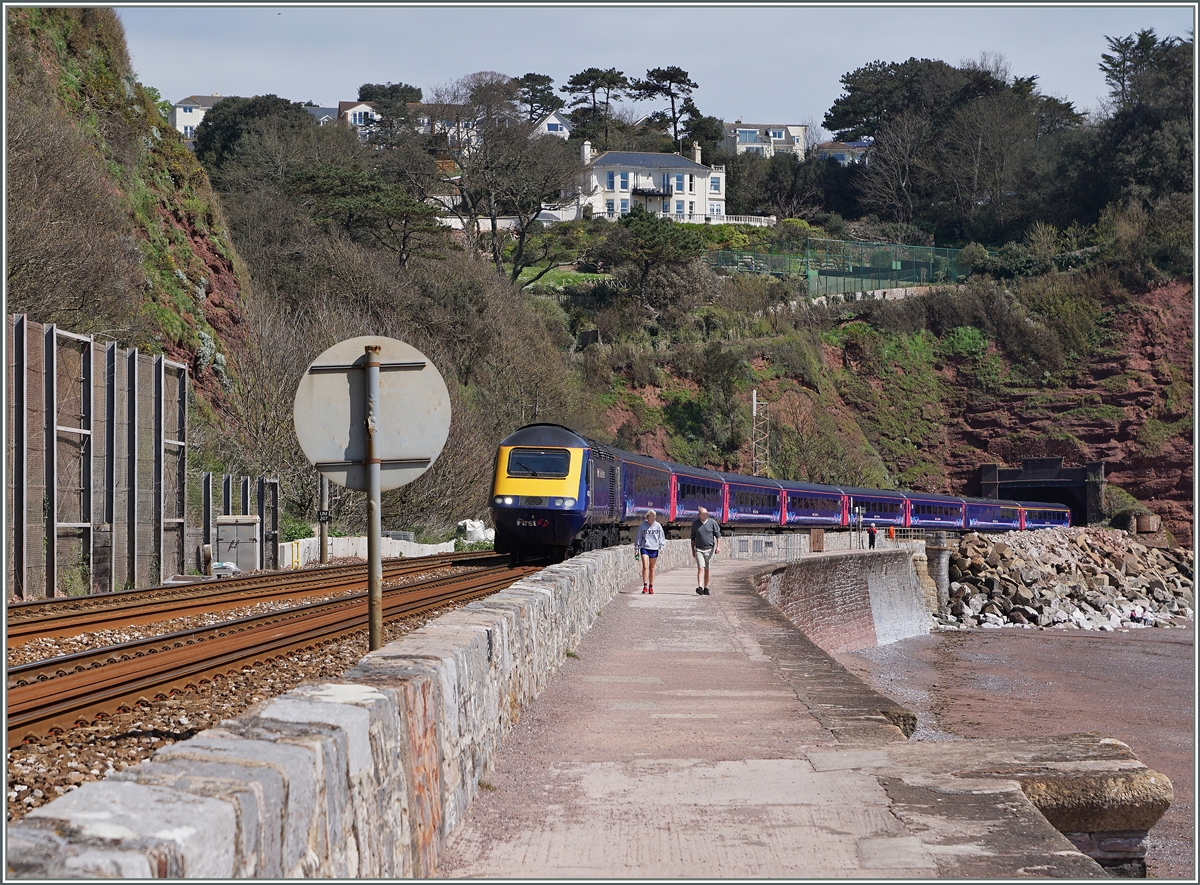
{"left": 691, "top": 506, "right": 721, "bottom": 595}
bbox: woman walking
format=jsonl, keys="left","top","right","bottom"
{"left": 636, "top": 510, "right": 666, "bottom": 594}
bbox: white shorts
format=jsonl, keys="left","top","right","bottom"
{"left": 694, "top": 547, "right": 715, "bottom": 569}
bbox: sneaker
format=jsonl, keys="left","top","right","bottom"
{"left": 642, "top": 585, "right": 648, "bottom": 594}
{"left": 696, "top": 586, "right": 704, "bottom": 595}
{"left": 648, "top": 586, "right": 654, "bottom": 594}
{"left": 702, "top": 587, "right": 711, "bottom": 595}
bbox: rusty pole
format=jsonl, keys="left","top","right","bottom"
{"left": 365, "top": 345, "right": 384, "bottom": 650}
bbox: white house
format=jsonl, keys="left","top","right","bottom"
{"left": 812, "top": 140, "right": 872, "bottom": 165}
{"left": 534, "top": 109, "right": 572, "bottom": 139}
{"left": 305, "top": 106, "right": 339, "bottom": 126}
{"left": 577, "top": 141, "right": 727, "bottom": 223}
{"left": 337, "top": 100, "right": 377, "bottom": 129}
{"left": 170, "top": 94, "right": 224, "bottom": 145}
{"left": 722, "top": 121, "right": 807, "bottom": 159}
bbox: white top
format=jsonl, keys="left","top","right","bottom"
{"left": 635, "top": 520, "right": 666, "bottom": 551}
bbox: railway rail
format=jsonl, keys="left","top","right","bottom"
{"left": 7, "top": 551, "right": 507, "bottom": 646}
{"left": 7, "top": 563, "right": 537, "bottom": 743}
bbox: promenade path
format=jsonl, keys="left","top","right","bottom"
{"left": 440, "top": 560, "right": 1106, "bottom": 878}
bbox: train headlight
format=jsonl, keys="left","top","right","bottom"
{"left": 494, "top": 496, "right": 503, "bottom": 505}
{"left": 503, "top": 496, "right": 513, "bottom": 505}
{"left": 554, "top": 498, "right": 564, "bottom": 506}
{"left": 564, "top": 498, "right": 576, "bottom": 507}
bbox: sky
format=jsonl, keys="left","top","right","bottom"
{"left": 116, "top": 4, "right": 1195, "bottom": 132}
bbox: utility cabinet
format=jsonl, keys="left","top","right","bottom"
{"left": 216, "top": 515, "right": 260, "bottom": 573}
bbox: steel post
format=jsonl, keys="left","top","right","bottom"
{"left": 319, "top": 475, "right": 329, "bottom": 564}
{"left": 365, "top": 344, "right": 383, "bottom": 650}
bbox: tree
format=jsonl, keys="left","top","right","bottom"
{"left": 358, "top": 80, "right": 423, "bottom": 146}
{"left": 561, "top": 67, "right": 629, "bottom": 149}
{"left": 629, "top": 66, "right": 698, "bottom": 152}
{"left": 1099, "top": 29, "right": 1178, "bottom": 109}
{"left": 288, "top": 166, "right": 451, "bottom": 280}
{"left": 194, "top": 94, "right": 316, "bottom": 171}
{"left": 515, "top": 72, "right": 564, "bottom": 123}
{"left": 359, "top": 81, "right": 422, "bottom": 105}
{"left": 593, "top": 204, "right": 706, "bottom": 309}
{"left": 681, "top": 108, "right": 726, "bottom": 161}
{"left": 857, "top": 111, "right": 932, "bottom": 225}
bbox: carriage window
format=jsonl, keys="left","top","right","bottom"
{"left": 507, "top": 448, "right": 570, "bottom": 477}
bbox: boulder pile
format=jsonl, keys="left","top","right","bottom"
{"left": 938, "top": 527, "right": 1194, "bottom": 631}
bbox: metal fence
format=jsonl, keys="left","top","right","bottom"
{"left": 709, "top": 238, "right": 969, "bottom": 296}
{"left": 6, "top": 315, "right": 188, "bottom": 598}
{"left": 725, "top": 528, "right": 929, "bottom": 562}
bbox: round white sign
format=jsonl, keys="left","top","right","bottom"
{"left": 293, "top": 336, "right": 451, "bottom": 491}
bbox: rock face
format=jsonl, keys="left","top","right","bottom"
{"left": 937, "top": 527, "right": 1194, "bottom": 632}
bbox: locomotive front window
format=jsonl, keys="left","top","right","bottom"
{"left": 507, "top": 448, "right": 570, "bottom": 478}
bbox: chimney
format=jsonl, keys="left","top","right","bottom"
{"left": 693, "top": 142, "right": 702, "bottom": 165}
{"left": 581, "top": 140, "right": 592, "bottom": 165}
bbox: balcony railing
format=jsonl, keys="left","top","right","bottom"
{"left": 596, "top": 211, "right": 776, "bottom": 227}
{"left": 631, "top": 185, "right": 671, "bottom": 198}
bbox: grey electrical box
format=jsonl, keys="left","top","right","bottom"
{"left": 216, "top": 515, "right": 260, "bottom": 574}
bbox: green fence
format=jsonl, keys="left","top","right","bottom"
{"left": 709, "top": 238, "right": 967, "bottom": 297}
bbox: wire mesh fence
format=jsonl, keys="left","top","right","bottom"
{"left": 708, "top": 238, "right": 969, "bottom": 296}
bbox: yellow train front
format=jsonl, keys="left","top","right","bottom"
{"left": 490, "top": 424, "right": 590, "bottom": 562}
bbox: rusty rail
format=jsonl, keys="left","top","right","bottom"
{"left": 7, "top": 551, "right": 507, "bottom": 645}
{"left": 7, "top": 565, "right": 536, "bottom": 743}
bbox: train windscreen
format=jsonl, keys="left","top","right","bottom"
{"left": 507, "top": 448, "right": 570, "bottom": 478}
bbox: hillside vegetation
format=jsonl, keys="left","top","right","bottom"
{"left": 7, "top": 11, "right": 1192, "bottom": 547}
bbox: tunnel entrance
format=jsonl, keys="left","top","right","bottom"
{"left": 979, "top": 458, "right": 1105, "bottom": 527}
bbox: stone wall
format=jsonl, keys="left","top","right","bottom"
{"left": 756, "top": 549, "right": 930, "bottom": 654}
{"left": 6, "top": 541, "right": 708, "bottom": 878}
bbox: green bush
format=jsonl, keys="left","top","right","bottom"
{"left": 281, "top": 516, "right": 313, "bottom": 542}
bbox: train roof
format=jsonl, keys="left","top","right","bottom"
{"left": 839, "top": 486, "right": 909, "bottom": 500}
{"left": 663, "top": 462, "right": 725, "bottom": 481}
{"left": 777, "top": 479, "right": 846, "bottom": 495}
{"left": 620, "top": 450, "right": 673, "bottom": 471}
{"left": 499, "top": 423, "right": 588, "bottom": 448}
{"left": 714, "top": 471, "right": 782, "bottom": 488}
{"left": 904, "top": 490, "right": 968, "bottom": 504}
{"left": 1015, "top": 500, "right": 1071, "bottom": 510}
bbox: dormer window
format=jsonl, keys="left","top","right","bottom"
{"left": 769, "top": 129, "right": 784, "bottom": 140}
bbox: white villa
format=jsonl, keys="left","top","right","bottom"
{"left": 170, "top": 94, "right": 224, "bottom": 145}
{"left": 577, "top": 142, "right": 727, "bottom": 223}
{"left": 534, "top": 109, "right": 572, "bottom": 139}
{"left": 722, "top": 121, "right": 807, "bottom": 159}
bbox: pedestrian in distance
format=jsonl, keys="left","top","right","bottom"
{"left": 636, "top": 509, "right": 665, "bottom": 594}
{"left": 691, "top": 506, "right": 721, "bottom": 595}
{"left": 867, "top": 522, "right": 877, "bottom": 550}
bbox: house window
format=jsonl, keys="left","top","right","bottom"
{"left": 769, "top": 129, "right": 784, "bottom": 140}
{"left": 620, "top": 172, "right": 629, "bottom": 190}
{"left": 606, "top": 200, "right": 615, "bottom": 216}
{"left": 620, "top": 199, "right": 629, "bottom": 214}
{"left": 351, "top": 111, "right": 374, "bottom": 126}
{"left": 183, "top": 125, "right": 195, "bottom": 138}
{"left": 689, "top": 201, "right": 695, "bottom": 215}
{"left": 182, "top": 106, "right": 193, "bottom": 114}
{"left": 744, "top": 145, "right": 766, "bottom": 155}
{"left": 662, "top": 201, "right": 670, "bottom": 213}
{"left": 675, "top": 174, "right": 684, "bottom": 193}
{"left": 710, "top": 177, "right": 720, "bottom": 193}
{"left": 737, "top": 129, "right": 758, "bottom": 143}
{"left": 688, "top": 175, "right": 694, "bottom": 193}
{"left": 675, "top": 201, "right": 684, "bottom": 215}
{"left": 709, "top": 203, "right": 722, "bottom": 215}
{"left": 606, "top": 171, "right": 615, "bottom": 190}
{"left": 546, "top": 122, "right": 561, "bottom": 132}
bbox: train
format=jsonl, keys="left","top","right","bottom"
{"left": 489, "top": 423, "right": 1071, "bottom": 562}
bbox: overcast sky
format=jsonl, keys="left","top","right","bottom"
{"left": 115, "top": 4, "right": 1195, "bottom": 131}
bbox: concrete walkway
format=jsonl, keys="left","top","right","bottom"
{"left": 439, "top": 561, "right": 1108, "bottom": 878}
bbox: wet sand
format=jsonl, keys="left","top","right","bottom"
{"left": 838, "top": 626, "right": 1194, "bottom": 880}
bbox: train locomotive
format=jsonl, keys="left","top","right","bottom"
{"left": 490, "top": 423, "right": 1071, "bottom": 563}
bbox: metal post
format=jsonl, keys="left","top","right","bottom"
{"left": 365, "top": 344, "right": 383, "bottom": 650}
{"left": 154, "top": 355, "right": 164, "bottom": 586}
{"left": 222, "top": 473, "right": 232, "bottom": 516}
{"left": 44, "top": 325, "right": 57, "bottom": 595}
{"left": 104, "top": 343, "right": 116, "bottom": 526}
{"left": 319, "top": 475, "right": 329, "bottom": 564}
{"left": 257, "top": 477, "right": 266, "bottom": 570}
{"left": 13, "top": 316, "right": 27, "bottom": 599}
{"left": 240, "top": 475, "right": 250, "bottom": 516}
{"left": 202, "top": 472, "right": 212, "bottom": 548}
{"left": 127, "top": 349, "right": 138, "bottom": 589}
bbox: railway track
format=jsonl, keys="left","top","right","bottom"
{"left": 6, "top": 551, "right": 507, "bottom": 645}
{"left": 7, "top": 563, "right": 537, "bottom": 743}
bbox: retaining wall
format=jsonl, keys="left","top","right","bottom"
{"left": 756, "top": 549, "right": 930, "bottom": 654}
{"left": 6, "top": 541, "right": 707, "bottom": 878}
{"left": 277, "top": 536, "right": 456, "bottom": 569}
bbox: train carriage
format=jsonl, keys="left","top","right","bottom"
{"left": 669, "top": 464, "right": 725, "bottom": 524}
{"left": 621, "top": 452, "right": 673, "bottom": 524}
{"left": 1019, "top": 501, "right": 1072, "bottom": 529}
{"left": 965, "top": 497, "right": 1022, "bottom": 531}
{"left": 719, "top": 472, "right": 783, "bottom": 527}
{"left": 779, "top": 480, "right": 846, "bottom": 527}
{"left": 839, "top": 486, "right": 907, "bottom": 527}
{"left": 906, "top": 491, "right": 967, "bottom": 531}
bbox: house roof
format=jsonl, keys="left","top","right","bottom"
{"left": 338, "top": 100, "right": 375, "bottom": 114}
{"left": 174, "top": 94, "right": 225, "bottom": 108}
{"left": 589, "top": 151, "right": 710, "bottom": 172}
{"left": 306, "top": 107, "right": 339, "bottom": 120}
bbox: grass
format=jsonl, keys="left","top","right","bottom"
{"left": 565, "top": 650, "right": 580, "bottom": 659}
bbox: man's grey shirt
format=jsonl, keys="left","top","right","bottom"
{"left": 690, "top": 517, "right": 721, "bottom": 549}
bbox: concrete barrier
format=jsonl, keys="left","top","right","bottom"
{"left": 278, "top": 536, "right": 456, "bottom": 569}
{"left": 755, "top": 549, "right": 931, "bottom": 654}
{"left": 6, "top": 540, "right": 708, "bottom": 878}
